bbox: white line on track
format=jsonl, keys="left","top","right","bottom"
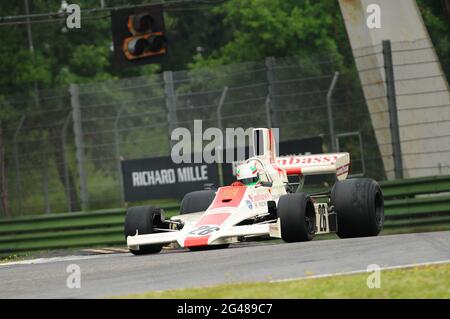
{"left": 0, "top": 252, "right": 128, "bottom": 267}
{"left": 270, "top": 259, "right": 450, "bottom": 283}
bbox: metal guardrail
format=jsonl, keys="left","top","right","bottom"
{"left": 1, "top": 176, "right": 450, "bottom": 256}
{"left": 0, "top": 205, "right": 180, "bottom": 256}
{"left": 380, "top": 175, "right": 450, "bottom": 229}
{"left": 380, "top": 175, "right": 450, "bottom": 198}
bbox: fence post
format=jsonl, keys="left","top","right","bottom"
{"left": 0, "top": 120, "right": 9, "bottom": 217}
{"left": 42, "top": 148, "right": 50, "bottom": 214}
{"left": 13, "top": 115, "right": 25, "bottom": 215}
{"left": 114, "top": 105, "right": 125, "bottom": 206}
{"left": 326, "top": 71, "right": 339, "bottom": 152}
{"left": 382, "top": 40, "right": 403, "bottom": 179}
{"left": 216, "top": 86, "right": 228, "bottom": 187}
{"left": 62, "top": 111, "right": 72, "bottom": 212}
{"left": 70, "top": 84, "right": 89, "bottom": 211}
{"left": 164, "top": 71, "right": 178, "bottom": 147}
{"left": 264, "top": 95, "right": 272, "bottom": 129}
{"left": 216, "top": 86, "right": 228, "bottom": 132}
{"left": 265, "top": 56, "right": 279, "bottom": 128}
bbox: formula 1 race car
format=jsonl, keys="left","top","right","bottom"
{"left": 124, "top": 128, "right": 384, "bottom": 255}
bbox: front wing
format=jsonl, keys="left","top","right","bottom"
{"left": 127, "top": 221, "right": 282, "bottom": 251}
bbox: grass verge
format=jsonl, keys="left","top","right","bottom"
{"left": 118, "top": 263, "right": 450, "bottom": 299}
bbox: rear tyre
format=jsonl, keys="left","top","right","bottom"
{"left": 180, "top": 190, "right": 216, "bottom": 215}
{"left": 331, "top": 178, "right": 384, "bottom": 238}
{"left": 124, "top": 206, "right": 163, "bottom": 255}
{"left": 277, "top": 193, "right": 315, "bottom": 242}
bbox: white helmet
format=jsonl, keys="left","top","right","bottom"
{"left": 236, "top": 163, "right": 260, "bottom": 186}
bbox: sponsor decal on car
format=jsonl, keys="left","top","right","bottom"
{"left": 277, "top": 155, "right": 339, "bottom": 166}
{"left": 248, "top": 193, "right": 271, "bottom": 202}
{"left": 336, "top": 163, "right": 350, "bottom": 177}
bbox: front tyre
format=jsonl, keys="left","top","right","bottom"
{"left": 277, "top": 193, "right": 315, "bottom": 242}
{"left": 124, "top": 206, "right": 163, "bottom": 255}
{"left": 331, "top": 178, "right": 384, "bottom": 238}
{"left": 180, "top": 190, "right": 216, "bottom": 215}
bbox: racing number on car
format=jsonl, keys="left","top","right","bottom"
{"left": 188, "top": 225, "right": 219, "bottom": 236}
{"left": 318, "top": 204, "right": 327, "bottom": 232}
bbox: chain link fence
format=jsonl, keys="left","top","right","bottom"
{"left": 352, "top": 38, "right": 450, "bottom": 180}
{"left": 0, "top": 41, "right": 449, "bottom": 217}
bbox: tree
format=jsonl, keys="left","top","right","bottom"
{"left": 189, "top": 0, "right": 346, "bottom": 69}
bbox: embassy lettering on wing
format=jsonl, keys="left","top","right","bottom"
{"left": 277, "top": 155, "right": 339, "bottom": 166}
{"left": 132, "top": 165, "right": 208, "bottom": 186}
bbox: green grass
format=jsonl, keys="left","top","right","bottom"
{"left": 118, "top": 263, "right": 450, "bottom": 299}
{"left": 0, "top": 249, "right": 56, "bottom": 263}
{"left": 0, "top": 253, "right": 28, "bottom": 264}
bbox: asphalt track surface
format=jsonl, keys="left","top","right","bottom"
{"left": 0, "top": 231, "right": 449, "bottom": 298}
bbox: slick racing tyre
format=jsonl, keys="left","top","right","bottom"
{"left": 331, "top": 178, "right": 384, "bottom": 238}
{"left": 277, "top": 193, "right": 316, "bottom": 242}
{"left": 124, "top": 206, "right": 163, "bottom": 255}
{"left": 180, "top": 190, "right": 216, "bottom": 215}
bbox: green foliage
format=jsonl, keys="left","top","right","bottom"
{"left": 54, "top": 45, "right": 114, "bottom": 84}
{"left": 0, "top": 0, "right": 446, "bottom": 95}
{"left": 417, "top": 0, "right": 450, "bottom": 58}
{"left": 190, "top": 0, "right": 345, "bottom": 69}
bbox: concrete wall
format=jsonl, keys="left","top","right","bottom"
{"left": 339, "top": 0, "right": 450, "bottom": 179}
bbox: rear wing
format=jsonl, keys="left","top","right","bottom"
{"left": 251, "top": 128, "right": 350, "bottom": 180}
{"left": 276, "top": 153, "right": 350, "bottom": 180}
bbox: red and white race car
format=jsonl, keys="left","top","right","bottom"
{"left": 125, "top": 128, "right": 384, "bottom": 255}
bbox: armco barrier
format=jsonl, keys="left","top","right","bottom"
{"left": 0, "top": 205, "right": 180, "bottom": 256}
{"left": 1, "top": 176, "right": 450, "bottom": 256}
{"left": 381, "top": 175, "right": 450, "bottom": 198}
{"left": 380, "top": 175, "right": 450, "bottom": 228}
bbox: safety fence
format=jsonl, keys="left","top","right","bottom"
{"left": 1, "top": 42, "right": 449, "bottom": 218}
{"left": 1, "top": 175, "right": 449, "bottom": 256}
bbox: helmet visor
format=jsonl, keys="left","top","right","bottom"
{"left": 240, "top": 177, "right": 259, "bottom": 185}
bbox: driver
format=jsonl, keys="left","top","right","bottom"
{"left": 232, "top": 163, "right": 260, "bottom": 186}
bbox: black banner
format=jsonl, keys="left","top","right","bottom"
{"left": 121, "top": 156, "right": 218, "bottom": 202}
{"left": 278, "top": 136, "right": 323, "bottom": 156}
